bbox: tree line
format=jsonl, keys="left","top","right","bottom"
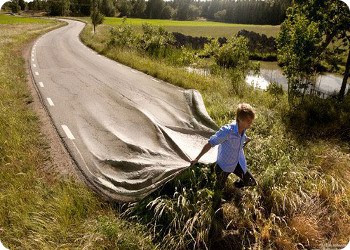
{"left": 2, "top": 0, "right": 291, "bottom": 25}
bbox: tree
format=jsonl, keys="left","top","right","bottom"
{"left": 27, "top": 0, "right": 47, "bottom": 11}
{"left": 160, "top": 5, "right": 174, "bottom": 19}
{"left": 18, "top": 0, "right": 26, "bottom": 10}
{"left": 340, "top": 49, "right": 350, "bottom": 99}
{"left": 277, "top": 10, "right": 322, "bottom": 106}
{"left": 10, "top": 0, "right": 20, "bottom": 12}
{"left": 277, "top": 0, "right": 350, "bottom": 104}
{"left": 1, "top": 1, "right": 13, "bottom": 11}
{"left": 175, "top": 0, "right": 190, "bottom": 20}
{"left": 101, "top": 0, "right": 115, "bottom": 16}
{"left": 131, "top": 0, "right": 146, "bottom": 18}
{"left": 116, "top": 0, "right": 132, "bottom": 17}
{"left": 145, "top": 0, "right": 164, "bottom": 19}
{"left": 292, "top": 0, "right": 350, "bottom": 100}
{"left": 91, "top": 0, "right": 104, "bottom": 34}
{"left": 47, "top": 0, "right": 70, "bottom": 16}
{"left": 78, "top": 0, "right": 91, "bottom": 15}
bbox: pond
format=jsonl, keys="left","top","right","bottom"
{"left": 245, "top": 62, "right": 349, "bottom": 96}
{"left": 185, "top": 62, "right": 349, "bottom": 97}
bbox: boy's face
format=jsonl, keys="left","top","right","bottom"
{"left": 239, "top": 116, "right": 254, "bottom": 130}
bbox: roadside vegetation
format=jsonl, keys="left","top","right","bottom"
{"left": 0, "top": 14, "right": 156, "bottom": 250}
{"left": 79, "top": 9, "right": 350, "bottom": 250}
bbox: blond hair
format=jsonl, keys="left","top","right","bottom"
{"left": 236, "top": 103, "right": 255, "bottom": 121}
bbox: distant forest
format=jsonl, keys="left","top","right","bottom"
{"left": 2, "top": 0, "right": 292, "bottom": 25}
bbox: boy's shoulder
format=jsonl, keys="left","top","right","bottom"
{"left": 220, "top": 120, "right": 237, "bottom": 131}
{"left": 227, "top": 120, "right": 237, "bottom": 128}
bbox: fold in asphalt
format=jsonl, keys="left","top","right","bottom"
{"left": 30, "top": 19, "right": 219, "bottom": 202}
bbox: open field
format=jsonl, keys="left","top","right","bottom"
{"left": 0, "top": 13, "right": 50, "bottom": 24}
{"left": 0, "top": 14, "right": 155, "bottom": 249}
{"left": 78, "top": 16, "right": 280, "bottom": 37}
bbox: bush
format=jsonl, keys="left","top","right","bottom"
{"left": 138, "top": 24, "right": 174, "bottom": 57}
{"left": 108, "top": 21, "right": 137, "bottom": 48}
{"left": 215, "top": 36, "right": 249, "bottom": 70}
{"left": 266, "top": 82, "right": 284, "bottom": 101}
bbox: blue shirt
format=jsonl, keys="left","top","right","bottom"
{"left": 208, "top": 121, "right": 247, "bottom": 173}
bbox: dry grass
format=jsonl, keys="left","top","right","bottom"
{"left": 289, "top": 215, "right": 322, "bottom": 247}
{"left": 274, "top": 236, "right": 296, "bottom": 250}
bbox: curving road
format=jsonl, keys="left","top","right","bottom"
{"left": 30, "top": 19, "right": 218, "bottom": 202}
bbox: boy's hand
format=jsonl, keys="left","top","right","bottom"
{"left": 243, "top": 137, "right": 251, "bottom": 148}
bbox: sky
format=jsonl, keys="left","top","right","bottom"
{"left": 0, "top": 0, "right": 7, "bottom": 10}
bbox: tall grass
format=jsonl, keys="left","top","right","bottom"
{"left": 0, "top": 15, "right": 156, "bottom": 250}
{"left": 80, "top": 21, "right": 350, "bottom": 249}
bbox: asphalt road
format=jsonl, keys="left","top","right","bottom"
{"left": 30, "top": 19, "right": 218, "bottom": 202}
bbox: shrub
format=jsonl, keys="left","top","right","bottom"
{"left": 138, "top": 24, "right": 174, "bottom": 57}
{"left": 108, "top": 21, "right": 137, "bottom": 48}
{"left": 267, "top": 82, "right": 284, "bottom": 101}
{"left": 215, "top": 36, "right": 249, "bottom": 70}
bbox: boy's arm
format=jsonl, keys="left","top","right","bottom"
{"left": 190, "top": 142, "right": 212, "bottom": 166}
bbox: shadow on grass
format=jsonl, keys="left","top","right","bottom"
{"left": 282, "top": 95, "right": 350, "bottom": 141}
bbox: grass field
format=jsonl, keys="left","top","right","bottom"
{"left": 0, "top": 14, "right": 155, "bottom": 250}
{"left": 78, "top": 16, "right": 280, "bottom": 37}
{"left": 0, "top": 13, "right": 51, "bottom": 24}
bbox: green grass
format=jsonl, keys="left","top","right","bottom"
{"left": 81, "top": 22, "right": 350, "bottom": 249}
{"left": 78, "top": 16, "right": 280, "bottom": 37}
{"left": 0, "top": 14, "right": 52, "bottom": 24}
{"left": 0, "top": 14, "right": 156, "bottom": 250}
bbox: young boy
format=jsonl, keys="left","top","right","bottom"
{"left": 190, "top": 103, "right": 257, "bottom": 237}
{"left": 190, "top": 103, "right": 257, "bottom": 188}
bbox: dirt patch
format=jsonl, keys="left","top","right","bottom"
{"left": 23, "top": 38, "right": 81, "bottom": 181}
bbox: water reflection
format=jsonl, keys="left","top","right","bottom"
{"left": 246, "top": 62, "right": 348, "bottom": 95}
{"left": 185, "top": 62, "right": 348, "bottom": 96}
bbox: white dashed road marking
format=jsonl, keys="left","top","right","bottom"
{"left": 61, "top": 125, "right": 75, "bottom": 140}
{"left": 39, "top": 82, "right": 44, "bottom": 88}
{"left": 35, "top": 72, "right": 39, "bottom": 76}
{"left": 47, "top": 98, "right": 54, "bottom": 106}
{"left": 152, "top": 78, "right": 160, "bottom": 82}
